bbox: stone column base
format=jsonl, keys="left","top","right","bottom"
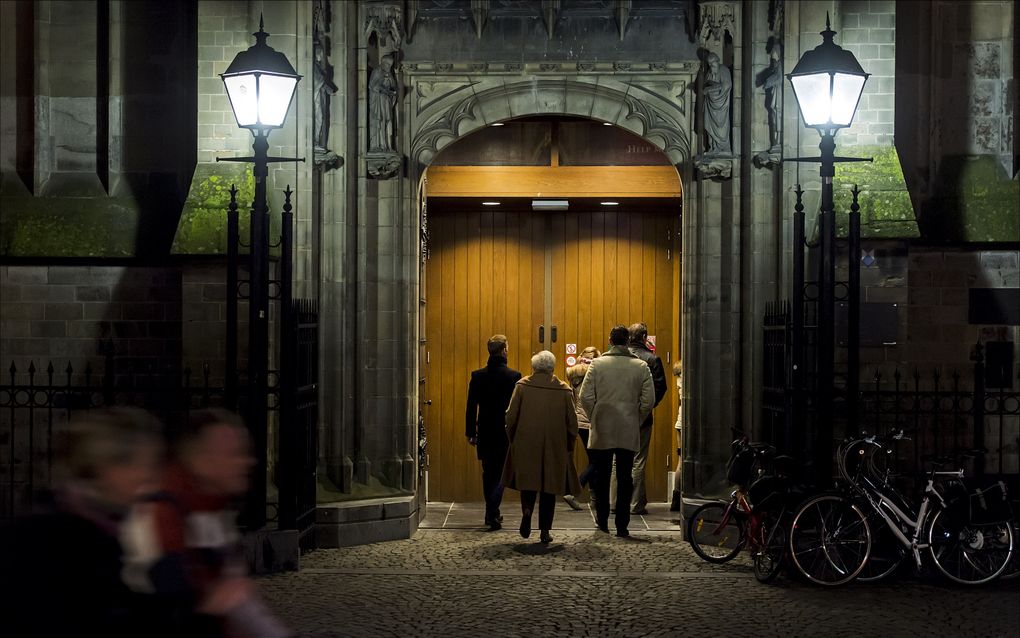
{"left": 316, "top": 495, "right": 421, "bottom": 548}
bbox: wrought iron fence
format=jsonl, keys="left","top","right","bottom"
{"left": 761, "top": 303, "right": 1019, "bottom": 481}
{"left": 860, "top": 345, "right": 1020, "bottom": 479}
{"left": 1, "top": 346, "right": 225, "bottom": 520}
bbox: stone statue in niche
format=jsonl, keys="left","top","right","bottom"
{"left": 695, "top": 51, "right": 733, "bottom": 178}
{"left": 367, "top": 53, "right": 401, "bottom": 179}
{"left": 313, "top": 0, "right": 341, "bottom": 170}
{"left": 754, "top": 37, "right": 784, "bottom": 169}
{"left": 369, "top": 55, "right": 397, "bottom": 152}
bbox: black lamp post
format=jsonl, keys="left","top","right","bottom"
{"left": 786, "top": 14, "right": 870, "bottom": 486}
{"left": 219, "top": 15, "right": 302, "bottom": 529}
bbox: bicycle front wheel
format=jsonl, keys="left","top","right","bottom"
{"left": 687, "top": 502, "right": 745, "bottom": 563}
{"left": 789, "top": 495, "right": 871, "bottom": 586}
{"left": 927, "top": 508, "right": 1014, "bottom": 585}
{"left": 857, "top": 512, "right": 908, "bottom": 583}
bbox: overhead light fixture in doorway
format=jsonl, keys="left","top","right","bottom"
{"left": 482, "top": 201, "right": 501, "bottom": 206}
{"left": 490, "top": 122, "right": 505, "bottom": 126}
{"left": 532, "top": 200, "right": 569, "bottom": 211}
{"left": 601, "top": 201, "right": 619, "bottom": 206}
{"left": 603, "top": 122, "right": 612, "bottom": 126}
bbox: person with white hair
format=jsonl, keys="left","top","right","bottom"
{"left": 502, "top": 350, "right": 581, "bottom": 544}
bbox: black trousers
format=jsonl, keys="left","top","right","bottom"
{"left": 520, "top": 490, "right": 556, "bottom": 531}
{"left": 590, "top": 447, "right": 635, "bottom": 533}
{"left": 480, "top": 446, "right": 507, "bottom": 521}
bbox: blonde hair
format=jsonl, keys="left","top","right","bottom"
{"left": 672, "top": 361, "right": 683, "bottom": 377}
{"left": 566, "top": 346, "right": 600, "bottom": 386}
{"left": 487, "top": 335, "right": 508, "bottom": 356}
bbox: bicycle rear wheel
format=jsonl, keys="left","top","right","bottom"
{"left": 927, "top": 508, "right": 1014, "bottom": 585}
{"left": 999, "top": 520, "right": 1020, "bottom": 580}
{"left": 753, "top": 512, "right": 787, "bottom": 584}
{"left": 687, "top": 502, "right": 745, "bottom": 563}
{"left": 788, "top": 495, "right": 871, "bottom": 586}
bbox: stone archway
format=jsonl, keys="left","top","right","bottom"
{"left": 407, "top": 75, "right": 695, "bottom": 170}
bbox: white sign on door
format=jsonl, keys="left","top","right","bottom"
{"left": 565, "top": 343, "right": 577, "bottom": 355}
{"left": 566, "top": 356, "right": 577, "bottom": 366}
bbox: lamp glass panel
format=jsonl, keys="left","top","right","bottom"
{"left": 257, "top": 75, "right": 298, "bottom": 127}
{"left": 830, "top": 73, "right": 867, "bottom": 126}
{"left": 223, "top": 74, "right": 259, "bottom": 127}
{"left": 791, "top": 73, "right": 833, "bottom": 126}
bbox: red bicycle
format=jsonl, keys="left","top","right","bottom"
{"left": 686, "top": 437, "right": 793, "bottom": 583}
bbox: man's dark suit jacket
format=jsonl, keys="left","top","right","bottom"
{"left": 466, "top": 355, "right": 522, "bottom": 460}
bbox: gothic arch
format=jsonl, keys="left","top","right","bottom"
{"left": 407, "top": 76, "right": 694, "bottom": 169}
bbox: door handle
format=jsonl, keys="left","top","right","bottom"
{"left": 538, "top": 325, "right": 544, "bottom": 343}
{"left": 551, "top": 325, "right": 557, "bottom": 343}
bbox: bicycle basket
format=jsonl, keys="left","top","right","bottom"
{"left": 726, "top": 444, "right": 757, "bottom": 487}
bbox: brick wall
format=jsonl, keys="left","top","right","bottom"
{"left": 839, "top": 0, "right": 896, "bottom": 148}
{"left": 1, "top": 265, "right": 183, "bottom": 381}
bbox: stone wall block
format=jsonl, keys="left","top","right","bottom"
{"left": 44, "top": 303, "right": 82, "bottom": 321}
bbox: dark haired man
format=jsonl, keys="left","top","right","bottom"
{"left": 466, "top": 335, "right": 522, "bottom": 530}
{"left": 579, "top": 325, "right": 654, "bottom": 537}
{"left": 626, "top": 322, "right": 667, "bottom": 515}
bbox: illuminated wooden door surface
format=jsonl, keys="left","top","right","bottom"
{"left": 424, "top": 208, "right": 680, "bottom": 503}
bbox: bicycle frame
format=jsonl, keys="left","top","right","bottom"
{"left": 854, "top": 469, "right": 961, "bottom": 569}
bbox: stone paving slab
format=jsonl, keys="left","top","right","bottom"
{"left": 423, "top": 501, "right": 684, "bottom": 532}
{"left": 260, "top": 529, "right": 1020, "bottom": 637}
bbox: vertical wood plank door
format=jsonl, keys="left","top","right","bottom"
{"left": 425, "top": 207, "right": 679, "bottom": 503}
{"left": 549, "top": 209, "right": 679, "bottom": 504}
{"left": 425, "top": 209, "right": 546, "bottom": 502}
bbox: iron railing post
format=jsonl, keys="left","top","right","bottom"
{"left": 847, "top": 185, "right": 861, "bottom": 436}
{"left": 226, "top": 185, "right": 239, "bottom": 410}
{"left": 791, "top": 185, "right": 805, "bottom": 459}
{"left": 972, "top": 343, "right": 986, "bottom": 476}
{"left": 278, "top": 186, "right": 297, "bottom": 530}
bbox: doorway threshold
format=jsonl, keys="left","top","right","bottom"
{"left": 423, "top": 501, "right": 683, "bottom": 532}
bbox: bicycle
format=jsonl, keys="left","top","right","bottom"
{"left": 687, "top": 437, "right": 795, "bottom": 583}
{"left": 788, "top": 430, "right": 1015, "bottom": 586}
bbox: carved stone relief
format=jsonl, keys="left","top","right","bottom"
{"left": 313, "top": 0, "right": 342, "bottom": 170}
{"left": 365, "top": 1, "right": 404, "bottom": 179}
{"left": 754, "top": 0, "right": 783, "bottom": 169}
{"left": 694, "top": 0, "right": 736, "bottom": 179}
{"left": 408, "top": 76, "right": 692, "bottom": 169}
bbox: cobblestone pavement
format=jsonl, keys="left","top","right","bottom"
{"left": 260, "top": 527, "right": 1020, "bottom": 638}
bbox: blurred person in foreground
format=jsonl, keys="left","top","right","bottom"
{"left": 122, "top": 408, "right": 292, "bottom": 638}
{"left": 0, "top": 407, "right": 163, "bottom": 637}
{"left": 502, "top": 350, "right": 581, "bottom": 544}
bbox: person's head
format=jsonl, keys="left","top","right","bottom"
{"left": 628, "top": 322, "right": 649, "bottom": 346}
{"left": 579, "top": 346, "right": 601, "bottom": 362}
{"left": 673, "top": 361, "right": 683, "bottom": 377}
{"left": 487, "top": 334, "right": 509, "bottom": 358}
{"left": 55, "top": 408, "right": 163, "bottom": 508}
{"left": 176, "top": 409, "right": 254, "bottom": 498}
{"left": 609, "top": 325, "right": 630, "bottom": 347}
{"left": 381, "top": 54, "right": 394, "bottom": 70}
{"left": 707, "top": 52, "right": 720, "bottom": 69}
{"left": 531, "top": 350, "right": 556, "bottom": 374}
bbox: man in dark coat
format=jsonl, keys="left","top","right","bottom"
{"left": 627, "top": 322, "right": 667, "bottom": 514}
{"left": 466, "top": 334, "right": 522, "bottom": 530}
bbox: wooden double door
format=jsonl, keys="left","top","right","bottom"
{"left": 423, "top": 206, "right": 681, "bottom": 503}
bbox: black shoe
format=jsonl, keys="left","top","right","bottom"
{"left": 540, "top": 530, "right": 553, "bottom": 544}
{"left": 520, "top": 509, "right": 532, "bottom": 539}
{"left": 486, "top": 520, "right": 502, "bottom": 531}
{"left": 631, "top": 507, "right": 648, "bottom": 516}
{"left": 596, "top": 523, "right": 610, "bottom": 533}
{"left": 616, "top": 529, "right": 630, "bottom": 538}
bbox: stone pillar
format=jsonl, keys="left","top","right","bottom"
{"left": 683, "top": 0, "right": 747, "bottom": 494}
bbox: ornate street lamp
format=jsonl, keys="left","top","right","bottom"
{"left": 219, "top": 15, "right": 302, "bottom": 529}
{"left": 785, "top": 14, "right": 870, "bottom": 486}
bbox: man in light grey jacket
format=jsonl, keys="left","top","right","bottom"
{"left": 579, "top": 325, "right": 655, "bottom": 537}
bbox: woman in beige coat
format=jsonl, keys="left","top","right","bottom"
{"left": 502, "top": 350, "right": 582, "bottom": 544}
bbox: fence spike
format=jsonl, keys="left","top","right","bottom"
{"left": 9, "top": 360, "right": 16, "bottom": 377}
{"left": 28, "top": 361, "right": 36, "bottom": 375}
{"left": 46, "top": 362, "right": 54, "bottom": 383}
